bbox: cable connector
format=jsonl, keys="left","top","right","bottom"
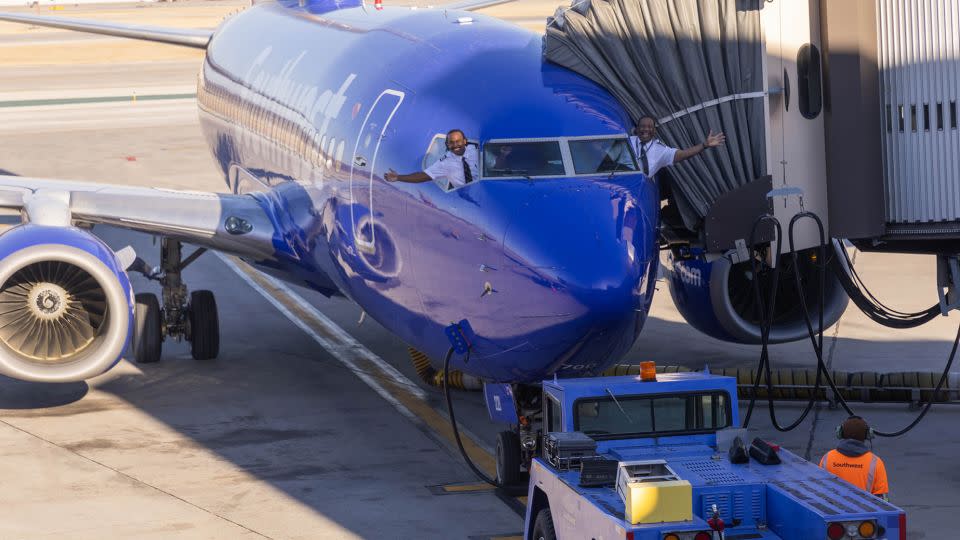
{"left": 444, "top": 319, "right": 474, "bottom": 355}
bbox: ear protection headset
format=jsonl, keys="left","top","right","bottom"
{"left": 836, "top": 415, "right": 875, "bottom": 440}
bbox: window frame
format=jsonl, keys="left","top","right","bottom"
{"left": 566, "top": 134, "right": 640, "bottom": 176}
{"left": 420, "top": 133, "right": 480, "bottom": 191}
{"left": 572, "top": 390, "right": 732, "bottom": 440}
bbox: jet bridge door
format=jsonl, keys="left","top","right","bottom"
{"left": 349, "top": 89, "right": 404, "bottom": 254}
{"left": 761, "top": 0, "right": 830, "bottom": 252}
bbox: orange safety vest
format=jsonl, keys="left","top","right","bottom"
{"left": 819, "top": 449, "right": 889, "bottom": 496}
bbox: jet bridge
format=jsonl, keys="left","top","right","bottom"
{"left": 544, "top": 0, "right": 960, "bottom": 254}
{"left": 544, "top": 0, "right": 959, "bottom": 313}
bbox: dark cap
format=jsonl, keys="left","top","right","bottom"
{"left": 841, "top": 416, "right": 870, "bottom": 441}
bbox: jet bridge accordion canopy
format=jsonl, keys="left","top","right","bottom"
{"left": 543, "top": 0, "right": 767, "bottom": 232}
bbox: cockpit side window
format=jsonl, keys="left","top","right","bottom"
{"left": 422, "top": 134, "right": 448, "bottom": 172}
{"left": 483, "top": 141, "right": 565, "bottom": 178}
{"left": 569, "top": 137, "right": 638, "bottom": 175}
{"left": 422, "top": 133, "right": 478, "bottom": 190}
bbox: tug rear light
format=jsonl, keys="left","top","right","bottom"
{"left": 693, "top": 533, "right": 711, "bottom": 540}
{"left": 827, "top": 522, "right": 845, "bottom": 540}
{"left": 858, "top": 520, "right": 876, "bottom": 537}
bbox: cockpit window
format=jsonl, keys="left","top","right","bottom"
{"left": 483, "top": 141, "right": 565, "bottom": 178}
{"left": 422, "top": 134, "right": 479, "bottom": 190}
{"left": 422, "top": 134, "right": 448, "bottom": 171}
{"left": 569, "top": 138, "right": 637, "bottom": 175}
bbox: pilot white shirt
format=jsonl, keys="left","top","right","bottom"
{"left": 424, "top": 146, "right": 479, "bottom": 189}
{"left": 629, "top": 136, "right": 677, "bottom": 177}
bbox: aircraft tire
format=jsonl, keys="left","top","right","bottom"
{"left": 188, "top": 290, "right": 219, "bottom": 360}
{"left": 496, "top": 430, "right": 521, "bottom": 487}
{"left": 532, "top": 508, "right": 556, "bottom": 540}
{"left": 133, "top": 293, "right": 162, "bottom": 364}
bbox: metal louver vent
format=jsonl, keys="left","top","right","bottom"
{"left": 0, "top": 261, "right": 107, "bottom": 363}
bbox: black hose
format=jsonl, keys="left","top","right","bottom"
{"left": 742, "top": 214, "right": 783, "bottom": 428}
{"left": 833, "top": 243, "right": 940, "bottom": 328}
{"left": 873, "top": 322, "right": 960, "bottom": 437}
{"left": 442, "top": 346, "right": 498, "bottom": 487}
{"left": 743, "top": 213, "right": 830, "bottom": 431}
{"left": 743, "top": 212, "right": 959, "bottom": 438}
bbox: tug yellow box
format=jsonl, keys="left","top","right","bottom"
{"left": 621, "top": 480, "right": 692, "bottom": 525}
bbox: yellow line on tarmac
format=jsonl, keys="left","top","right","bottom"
{"left": 443, "top": 482, "right": 496, "bottom": 493}
{"left": 223, "top": 256, "right": 498, "bottom": 478}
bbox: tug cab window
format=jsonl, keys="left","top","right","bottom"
{"left": 483, "top": 141, "right": 564, "bottom": 178}
{"left": 574, "top": 391, "right": 730, "bottom": 440}
{"left": 569, "top": 137, "right": 637, "bottom": 175}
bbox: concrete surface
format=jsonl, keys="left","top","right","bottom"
{"left": 0, "top": 1, "right": 957, "bottom": 538}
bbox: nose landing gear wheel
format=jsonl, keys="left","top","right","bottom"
{"left": 188, "top": 290, "right": 219, "bottom": 360}
{"left": 495, "top": 430, "right": 521, "bottom": 487}
{"left": 133, "top": 293, "right": 162, "bottom": 364}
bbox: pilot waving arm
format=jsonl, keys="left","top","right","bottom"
{"left": 386, "top": 129, "right": 478, "bottom": 189}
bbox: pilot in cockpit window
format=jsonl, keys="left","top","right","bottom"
{"left": 385, "top": 129, "right": 479, "bottom": 190}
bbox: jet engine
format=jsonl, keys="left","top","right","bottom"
{"left": 0, "top": 225, "right": 133, "bottom": 382}
{"left": 663, "top": 243, "right": 849, "bottom": 344}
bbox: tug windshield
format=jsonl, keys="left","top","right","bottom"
{"left": 574, "top": 392, "right": 730, "bottom": 439}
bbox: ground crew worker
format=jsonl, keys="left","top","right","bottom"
{"left": 819, "top": 416, "right": 890, "bottom": 501}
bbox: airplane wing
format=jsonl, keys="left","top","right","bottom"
{"left": 445, "top": 0, "right": 517, "bottom": 11}
{"left": 0, "top": 12, "right": 211, "bottom": 48}
{"left": 0, "top": 176, "right": 278, "bottom": 261}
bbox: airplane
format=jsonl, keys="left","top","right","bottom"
{"left": 0, "top": 0, "right": 848, "bottom": 483}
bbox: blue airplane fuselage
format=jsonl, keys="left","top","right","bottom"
{"left": 196, "top": 1, "right": 659, "bottom": 383}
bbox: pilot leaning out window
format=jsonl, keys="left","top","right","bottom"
{"left": 385, "top": 129, "right": 479, "bottom": 190}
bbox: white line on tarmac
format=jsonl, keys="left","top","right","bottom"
{"left": 217, "top": 253, "right": 425, "bottom": 406}
{"left": 216, "top": 253, "right": 498, "bottom": 457}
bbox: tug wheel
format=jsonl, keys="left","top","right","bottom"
{"left": 532, "top": 508, "right": 556, "bottom": 540}
{"left": 495, "top": 430, "right": 521, "bottom": 487}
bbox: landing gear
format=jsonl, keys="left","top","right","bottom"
{"left": 133, "top": 293, "right": 161, "bottom": 364}
{"left": 188, "top": 290, "right": 219, "bottom": 360}
{"left": 496, "top": 431, "right": 521, "bottom": 486}
{"left": 493, "top": 384, "right": 542, "bottom": 489}
{"left": 130, "top": 238, "right": 219, "bottom": 364}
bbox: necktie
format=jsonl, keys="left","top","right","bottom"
{"left": 639, "top": 141, "right": 649, "bottom": 175}
{"left": 462, "top": 156, "right": 473, "bottom": 184}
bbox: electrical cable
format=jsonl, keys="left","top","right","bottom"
{"left": 742, "top": 214, "right": 782, "bottom": 428}
{"left": 743, "top": 211, "right": 959, "bottom": 438}
{"left": 743, "top": 213, "right": 830, "bottom": 431}
{"left": 832, "top": 242, "right": 940, "bottom": 328}
{"left": 442, "top": 345, "right": 499, "bottom": 487}
{"left": 873, "top": 322, "right": 960, "bottom": 437}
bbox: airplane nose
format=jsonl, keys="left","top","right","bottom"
{"left": 501, "top": 180, "right": 657, "bottom": 323}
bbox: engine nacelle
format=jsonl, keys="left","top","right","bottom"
{"left": 664, "top": 244, "right": 849, "bottom": 344}
{"left": 0, "top": 225, "right": 133, "bottom": 382}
